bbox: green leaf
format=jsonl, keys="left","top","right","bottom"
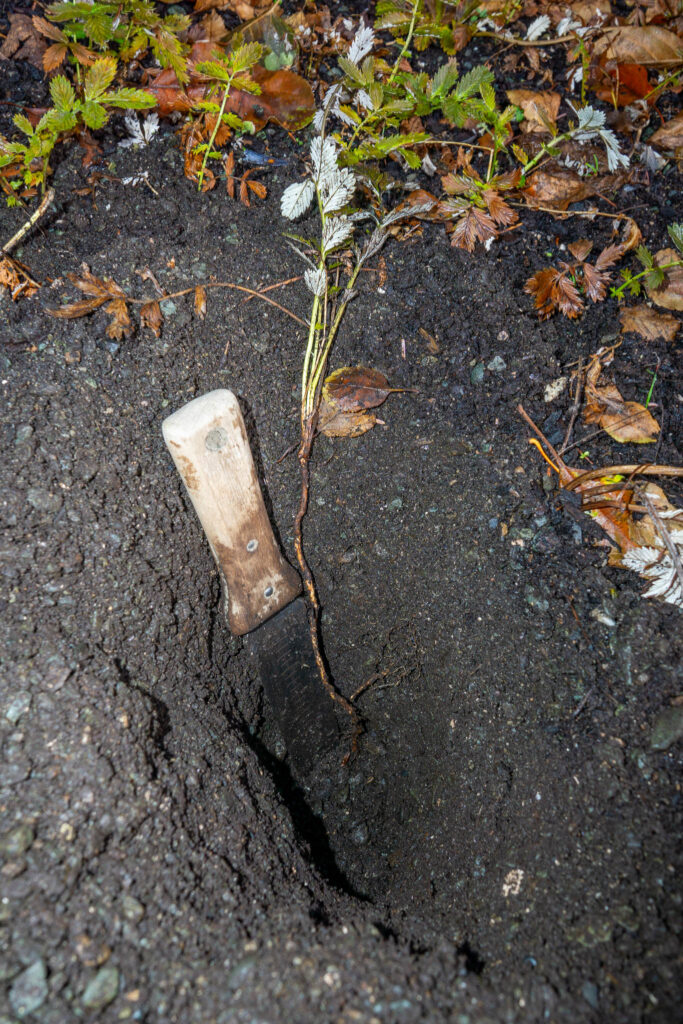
{"left": 13, "top": 114, "right": 35, "bottom": 138}
{"left": 667, "top": 222, "right": 683, "bottom": 255}
{"left": 229, "top": 41, "right": 264, "bottom": 73}
{"left": 368, "top": 82, "right": 384, "bottom": 110}
{"left": 230, "top": 75, "right": 261, "bottom": 94}
{"left": 635, "top": 244, "right": 654, "bottom": 269}
{"left": 45, "top": 108, "right": 78, "bottom": 133}
{"left": 100, "top": 87, "right": 156, "bottom": 110}
{"left": 430, "top": 58, "right": 459, "bottom": 97}
{"left": 402, "top": 147, "right": 422, "bottom": 169}
{"left": 50, "top": 75, "right": 76, "bottom": 112}
{"left": 455, "top": 65, "right": 494, "bottom": 100}
{"left": 338, "top": 55, "right": 368, "bottom": 86}
{"left": 84, "top": 57, "right": 118, "bottom": 101}
{"left": 196, "top": 59, "right": 231, "bottom": 83}
{"left": 80, "top": 100, "right": 108, "bottom": 130}
{"left": 645, "top": 267, "right": 665, "bottom": 290}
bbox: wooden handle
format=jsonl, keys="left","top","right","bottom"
{"left": 162, "top": 390, "right": 301, "bottom": 636}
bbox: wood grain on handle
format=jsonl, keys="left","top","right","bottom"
{"left": 162, "top": 390, "right": 301, "bottom": 636}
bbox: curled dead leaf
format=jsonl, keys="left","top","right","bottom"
{"left": 506, "top": 90, "right": 560, "bottom": 134}
{"left": 619, "top": 305, "right": 680, "bottom": 342}
{"left": 584, "top": 379, "right": 660, "bottom": 444}
{"left": 140, "top": 300, "right": 163, "bottom": 337}
{"left": 592, "top": 26, "right": 683, "bottom": 68}
{"left": 318, "top": 366, "right": 414, "bottom": 438}
{"left": 319, "top": 407, "right": 377, "bottom": 438}
{"left": 0, "top": 255, "right": 40, "bottom": 300}
{"left": 647, "top": 248, "right": 683, "bottom": 311}
{"left": 649, "top": 111, "right": 683, "bottom": 153}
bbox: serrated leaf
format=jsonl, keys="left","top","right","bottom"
{"left": 338, "top": 55, "right": 368, "bottom": 86}
{"left": 100, "top": 88, "right": 156, "bottom": 110}
{"left": 13, "top": 114, "right": 35, "bottom": 138}
{"left": 80, "top": 100, "right": 108, "bottom": 130}
{"left": 196, "top": 59, "right": 231, "bottom": 82}
{"left": 431, "top": 58, "right": 460, "bottom": 97}
{"left": 455, "top": 66, "right": 494, "bottom": 100}
{"left": 84, "top": 57, "right": 117, "bottom": 102}
{"left": 281, "top": 178, "right": 315, "bottom": 219}
{"left": 50, "top": 75, "right": 75, "bottom": 112}
{"left": 229, "top": 42, "right": 265, "bottom": 74}
{"left": 635, "top": 244, "right": 654, "bottom": 268}
{"left": 667, "top": 222, "right": 683, "bottom": 254}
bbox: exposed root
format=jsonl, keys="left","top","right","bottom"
{"left": 293, "top": 415, "right": 362, "bottom": 760}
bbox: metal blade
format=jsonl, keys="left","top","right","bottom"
{"left": 246, "top": 597, "right": 340, "bottom": 772}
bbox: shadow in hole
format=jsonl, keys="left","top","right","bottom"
{"left": 114, "top": 657, "right": 172, "bottom": 772}
{"left": 458, "top": 940, "right": 485, "bottom": 975}
{"left": 238, "top": 723, "right": 368, "bottom": 901}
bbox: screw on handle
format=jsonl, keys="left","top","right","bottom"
{"left": 162, "top": 389, "right": 301, "bottom": 635}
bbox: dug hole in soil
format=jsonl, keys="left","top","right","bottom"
{"left": 1, "top": 108, "right": 682, "bottom": 1024}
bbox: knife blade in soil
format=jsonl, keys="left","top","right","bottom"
{"left": 162, "top": 389, "right": 339, "bottom": 771}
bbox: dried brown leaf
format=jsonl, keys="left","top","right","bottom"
{"left": 649, "top": 111, "right": 683, "bottom": 153}
{"left": 618, "top": 305, "right": 680, "bottom": 342}
{"left": 0, "top": 255, "right": 40, "bottom": 300}
{"left": 483, "top": 190, "right": 518, "bottom": 227}
{"left": 194, "top": 285, "right": 207, "bottom": 319}
{"left": 318, "top": 407, "right": 377, "bottom": 438}
{"left": 0, "top": 13, "right": 46, "bottom": 67}
{"left": 523, "top": 169, "right": 593, "bottom": 209}
{"left": 105, "top": 298, "right": 132, "bottom": 340}
{"left": 506, "top": 89, "right": 560, "bottom": 134}
{"left": 449, "top": 206, "right": 497, "bottom": 252}
{"left": 323, "top": 366, "right": 409, "bottom": 413}
{"left": 592, "top": 26, "right": 683, "bottom": 68}
{"left": 140, "top": 299, "right": 163, "bottom": 337}
{"left": 247, "top": 179, "right": 267, "bottom": 200}
{"left": 581, "top": 262, "right": 610, "bottom": 303}
{"left": 568, "top": 239, "right": 593, "bottom": 262}
{"left": 584, "top": 380, "right": 660, "bottom": 443}
{"left": 524, "top": 266, "right": 584, "bottom": 319}
{"left": 647, "top": 248, "right": 683, "bottom": 311}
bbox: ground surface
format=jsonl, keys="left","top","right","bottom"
{"left": 1, "top": 35, "right": 683, "bottom": 1024}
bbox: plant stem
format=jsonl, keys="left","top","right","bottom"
{"left": 198, "top": 77, "right": 233, "bottom": 191}
{"left": 612, "top": 259, "right": 683, "bottom": 299}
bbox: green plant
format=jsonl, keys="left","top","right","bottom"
{"left": 516, "top": 102, "right": 629, "bottom": 181}
{"left": 40, "top": 0, "right": 190, "bottom": 81}
{"left": 375, "top": 0, "right": 481, "bottom": 55}
{"left": 191, "top": 41, "right": 265, "bottom": 191}
{"left": 0, "top": 57, "right": 155, "bottom": 204}
{"left": 323, "top": 16, "right": 497, "bottom": 172}
{"left": 611, "top": 224, "right": 683, "bottom": 299}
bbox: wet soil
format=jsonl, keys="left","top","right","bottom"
{"left": 1, "top": 40, "right": 683, "bottom": 1024}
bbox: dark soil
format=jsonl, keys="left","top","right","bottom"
{"left": 1, "top": 34, "right": 682, "bottom": 1024}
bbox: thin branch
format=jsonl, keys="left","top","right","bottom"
{"left": 564, "top": 464, "right": 683, "bottom": 491}
{"left": 2, "top": 188, "right": 54, "bottom": 255}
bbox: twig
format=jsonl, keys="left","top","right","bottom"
{"left": 559, "top": 357, "right": 583, "bottom": 455}
{"left": 564, "top": 464, "right": 683, "bottom": 491}
{"left": 126, "top": 281, "right": 306, "bottom": 326}
{"left": 2, "top": 188, "right": 54, "bottom": 255}
{"left": 239, "top": 275, "right": 303, "bottom": 305}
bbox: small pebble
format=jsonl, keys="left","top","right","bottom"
{"left": 9, "top": 959, "right": 48, "bottom": 1017}
{"left": 82, "top": 966, "right": 120, "bottom": 1009}
{"left": 0, "top": 825, "right": 34, "bottom": 859}
{"left": 650, "top": 706, "right": 683, "bottom": 751}
{"left": 487, "top": 355, "right": 506, "bottom": 372}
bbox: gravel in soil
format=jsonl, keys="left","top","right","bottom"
{"left": 0, "top": 108, "right": 681, "bottom": 1023}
